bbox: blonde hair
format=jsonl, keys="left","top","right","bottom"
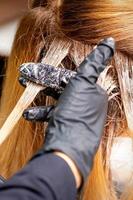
{"left": 0, "top": 0, "right": 133, "bottom": 199}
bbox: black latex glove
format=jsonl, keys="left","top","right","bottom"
{"left": 19, "top": 63, "right": 76, "bottom": 100}
{"left": 19, "top": 38, "right": 115, "bottom": 181}
{"left": 19, "top": 64, "right": 76, "bottom": 120}
{"left": 23, "top": 105, "right": 54, "bottom": 122}
{"left": 19, "top": 78, "right": 61, "bottom": 100}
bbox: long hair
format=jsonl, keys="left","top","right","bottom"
{"left": 0, "top": 0, "right": 133, "bottom": 199}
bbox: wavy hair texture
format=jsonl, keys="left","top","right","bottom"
{"left": 0, "top": 0, "right": 133, "bottom": 199}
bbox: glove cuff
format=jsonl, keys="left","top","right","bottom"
{"left": 43, "top": 143, "right": 93, "bottom": 181}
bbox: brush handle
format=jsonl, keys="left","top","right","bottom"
{"left": 0, "top": 83, "right": 44, "bottom": 145}
{"left": 0, "top": 39, "right": 71, "bottom": 145}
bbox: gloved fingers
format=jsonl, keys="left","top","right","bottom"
{"left": 19, "top": 63, "right": 59, "bottom": 88}
{"left": 19, "top": 38, "right": 115, "bottom": 90}
{"left": 43, "top": 87, "right": 61, "bottom": 100}
{"left": 78, "top": 37, "right": 115, "bottom": 84}
{"left": 19, "top": 76, "right": 61, "bottom": 100}
{"left": 19, "top": 62, "right": 76, "bottom": 89}
{"left": 19, "top": 76, "right": 29, "bottom": 87}
{"left": 23, "top": 105, "right": 55, "bottom": 122}
{"left": 98, "top": 37, "right": 115, "bottom": 56}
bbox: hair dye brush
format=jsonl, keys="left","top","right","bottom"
{"left": 0, "top": 39, "right": 72, "bottom": 145}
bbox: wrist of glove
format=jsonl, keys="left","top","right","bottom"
{"left": 19, "top": 38, "right": 115, "bottom": 182}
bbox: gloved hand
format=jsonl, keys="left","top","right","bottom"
{"left": 22, "top": 105, "right": 55, "bottom": 122}
{"left": 19, "top": 64, "right": 74, "bottom": 120}
{"left": 19, "top": 38, "right": 115, "bottom": 181}
{"left": 19, "top": 63, "right": 76, "bottom": 100}
{"left": 19, "top": 64, "right": 76, "bottom": 120}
